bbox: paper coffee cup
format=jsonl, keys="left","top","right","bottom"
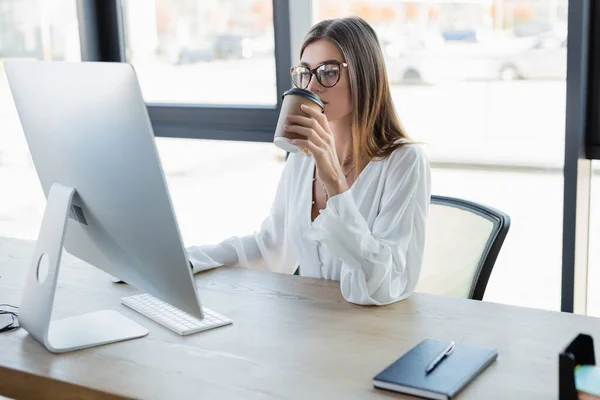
{"left": 274, "top": 88, "right": 325, "bottom": 153}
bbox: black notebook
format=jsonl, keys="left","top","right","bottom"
{"left": 373, "top": 339, "right": 497, "bottom": 400}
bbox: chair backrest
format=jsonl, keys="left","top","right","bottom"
{"left": 416, "top": 195, "right": 511, "bottom": 300}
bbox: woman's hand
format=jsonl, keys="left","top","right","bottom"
{"left": 285, "top": 104, "right": 349, "bottom": 198}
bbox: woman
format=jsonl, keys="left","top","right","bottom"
{"left": 187, "top": 17, "right": 431, "bottom": 306}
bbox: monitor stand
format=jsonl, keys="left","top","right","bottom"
{"left": 18, "top": 183, "right": 148, "bottom": 353}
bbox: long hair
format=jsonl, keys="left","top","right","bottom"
{"left": 300, "top": 17, "right": 411, "bottom": 170}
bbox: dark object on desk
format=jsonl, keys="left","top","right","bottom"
{"left": 0, "top": 304, "right": 20, "bottom": 333}
{"left": 373, "top": 339, "right": 497, "bottom": 400}
{"left": 560, "top": 333, "right": 596, "bottom": 400}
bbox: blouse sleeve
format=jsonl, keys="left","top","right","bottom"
{"left": 186, "top": 154, "right": 298, "bottom": 275}
{"left": 305, "top": 144, "right": 431, "bottom": 305}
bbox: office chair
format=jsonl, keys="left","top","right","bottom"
{"left": 416, "top": 195, "right": 511, "bottom": 301}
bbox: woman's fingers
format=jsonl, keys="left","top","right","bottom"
{"left": 284, "top": 124, "right": 326, "bottom": 146}
{"left": 285, "top": 115, "right": 326, "bottom": 139}
{"left": 300, "top": 104, "right": 332, "bottom": 133}
{"left": 286, "top": 113, "right": 328, "bottom": 139}
{"left": 289, "top": 139, "right": 322, "bottom": 155}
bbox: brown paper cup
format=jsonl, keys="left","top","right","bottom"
{"left": 274, "top": 88, "right": 324, "bottom": 153}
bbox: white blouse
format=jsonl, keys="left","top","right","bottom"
{"left": 186, "top": 140, "right": 431, "bottom": 306}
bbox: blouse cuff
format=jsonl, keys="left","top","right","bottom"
{"left": 186, "top": 245, "right": 227, "bottom": 274}
{"left": 306, "top": 190, "right": 380, "bottom": 267}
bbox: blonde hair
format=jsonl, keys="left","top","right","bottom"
{"left": 300, "top": 17, "right": 411, "bottom": 171}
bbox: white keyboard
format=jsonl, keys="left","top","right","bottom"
{"left": 121, "top": 293, "right": 232, "bottom": 336}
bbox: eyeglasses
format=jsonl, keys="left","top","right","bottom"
{"left": 290, "top": 61, "right": 348, "bottom": 89}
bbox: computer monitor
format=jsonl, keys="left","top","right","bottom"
{"left": 5, "top": 61, "right": 204, "bottom": 353}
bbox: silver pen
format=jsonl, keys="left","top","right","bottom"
{"left": 425, "top": 341, "right": 455, "bottom": 374}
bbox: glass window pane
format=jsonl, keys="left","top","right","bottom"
{"left": 156, "top": 139, "right": 286, "bottom": 247}
{"left": 0, "top": 1, "right": 286, "bottom": 263}
{"left": 0, "top": 0, "right": 80, "bottom": 239}
{"left": 122, "top": 0, "right": 277, "bottom": 105}
{"left": 588, "top": 162, "right": 600, "bottom": 317}
{"left": 312, "top": 0, "right": 568, "bottom": 310}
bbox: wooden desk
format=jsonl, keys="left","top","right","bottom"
{"left": 0, "top": 236, "right": 598, "bottom": 399}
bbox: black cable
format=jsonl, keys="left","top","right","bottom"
{"left": 0, "top": 304, "right": 20, "bottom": 333}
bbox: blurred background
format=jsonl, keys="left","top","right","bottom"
{"left": 1, "top": 0, "right": 598, "bottom": 315}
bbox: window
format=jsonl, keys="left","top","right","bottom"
{"left": 0, "top": 0, "right": 287, "bottom": 252}
{"left": 2, "top": 0, "right": 591, "bottom": 314}
{"left": 122, "top": 0, "right": 277, "bottom": 105}
{"left": 587, "top": 163, "right": 600, "bottom": 317}
{"left": 312, "top": 0, "right": 568, "bottom": 310}
{"left": 0, "top": 0, "right": 80, "bottom": 62}
{"left": 156, "top": 138, "right": 285, "bottom": 247}
{"left": 0, "top": 0, "right": 80, "bottom": 239}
